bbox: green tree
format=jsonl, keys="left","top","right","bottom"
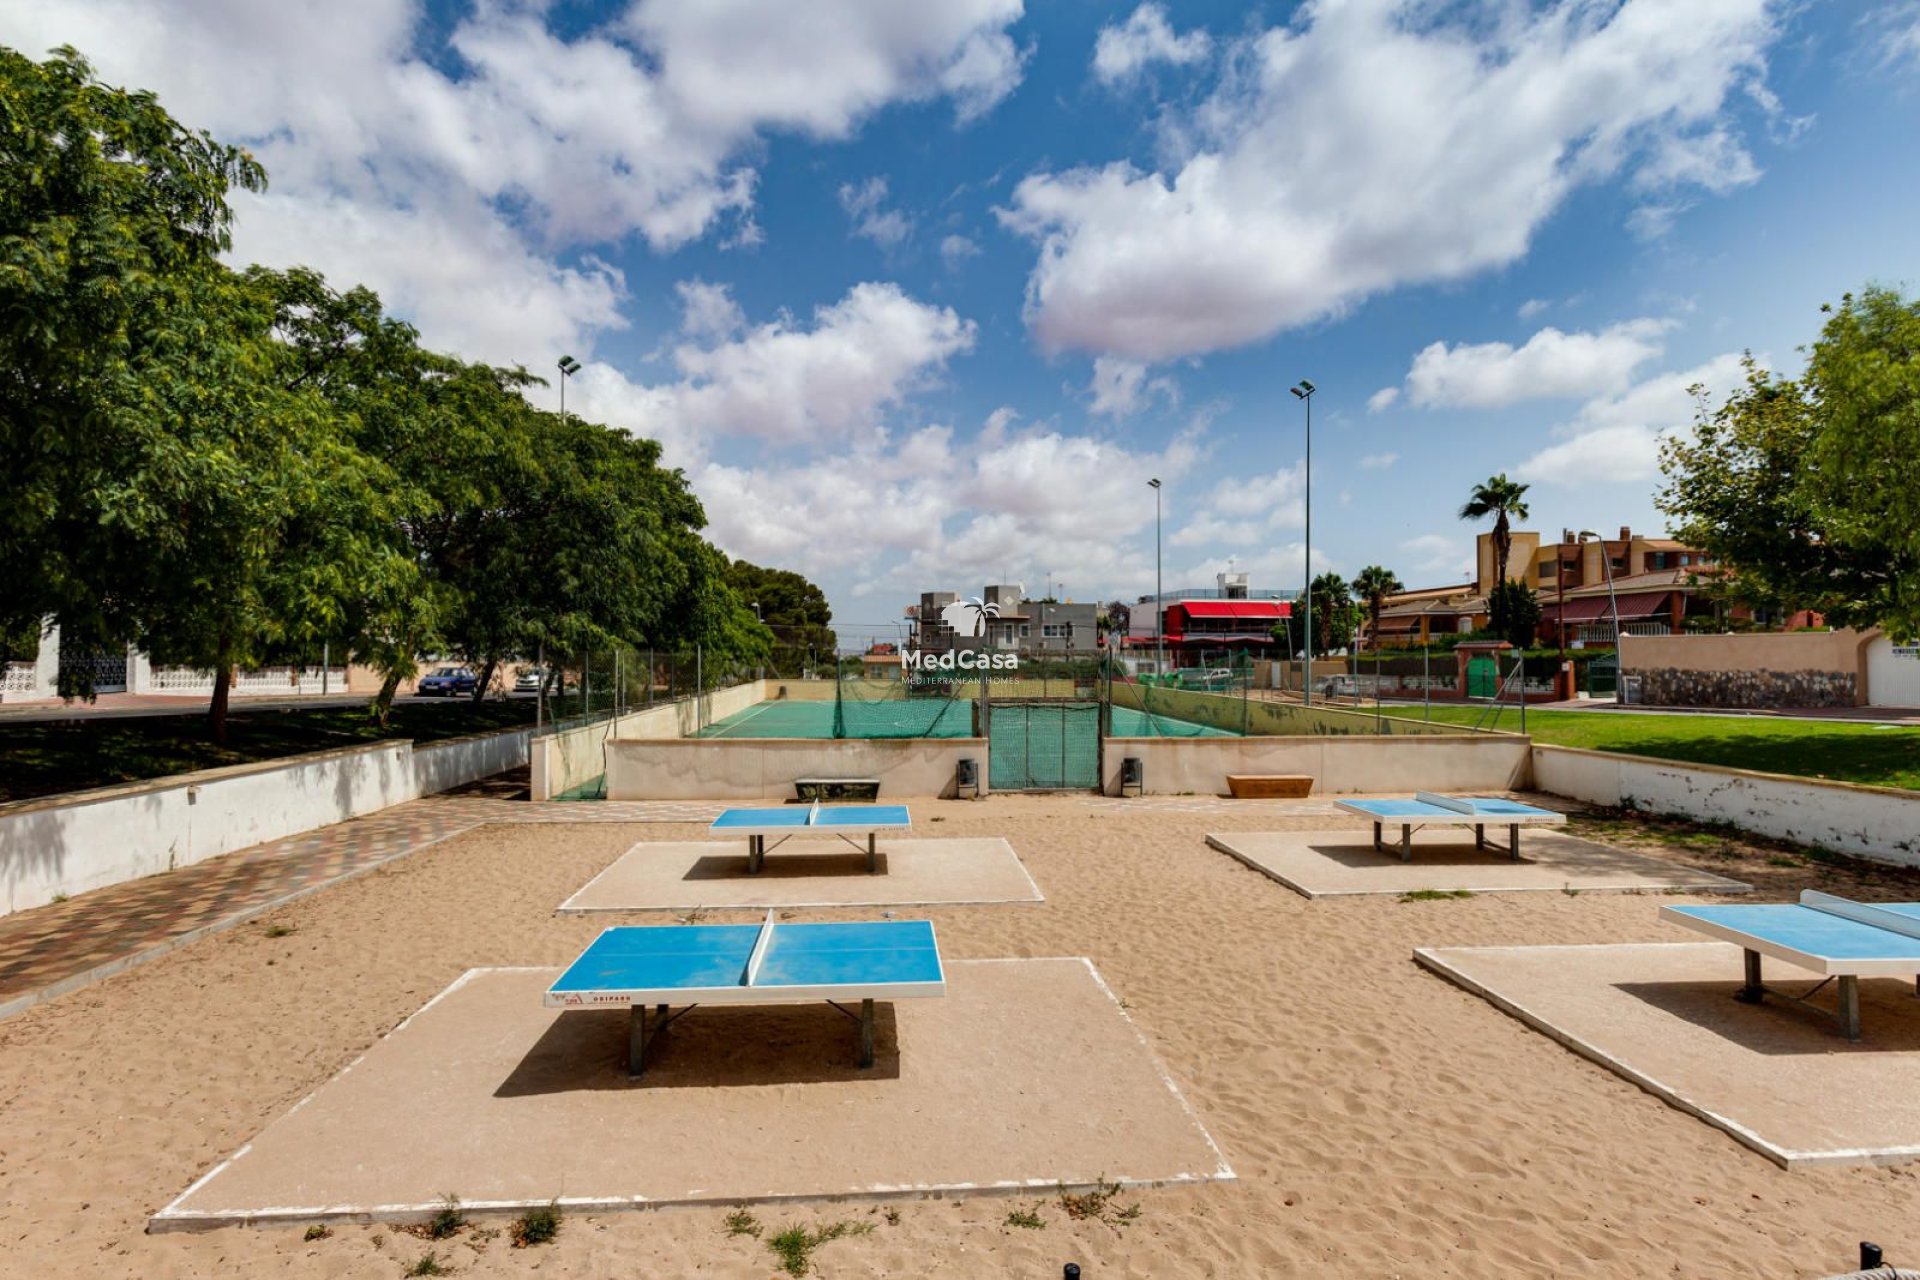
{"left": 726, "top": 560, "right": 833, "bottom": 676}
{"left": 1283, "top": 573, "right": 1356, "bottom": 658}
{"left": 1486, "top": 580, "right": 1542, "bottom": 650}
{"left": 1661, "top": 288, "right": 1920, "bottom": 639}
{"left": 1349, "top": 565, "right": 1404, "bottom": 652}
{"left": 1459, "top": 473, "right": 1530, "bottom": 635}
{"left": 0, "top": 46, "right": 266, "bottom": 651}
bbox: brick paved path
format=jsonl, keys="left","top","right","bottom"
{"left": 0, "top": 793, "right": 723, "bottom": 1020}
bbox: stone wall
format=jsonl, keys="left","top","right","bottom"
{"left": 1636, "top": 667, "right": 1857, "bottom": 709}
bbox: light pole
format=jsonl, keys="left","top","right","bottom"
{"left": 1578, "top": 530, "right": 1624, "bottom": 703}
{"left": 557, "top": 354, "right": 581, "bottom": 422}
{"left": 1148, "top": 478, "right": 1163, "bottom": 677}
{"left": 1290, "top": 379, "right": 1315, "bottom": 704}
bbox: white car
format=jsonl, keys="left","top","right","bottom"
{"left": 1320, "top": 675, "right": 1359, "bottom": 698}
{"left": 513, "top": 668, "right": 545, "bottom": 694}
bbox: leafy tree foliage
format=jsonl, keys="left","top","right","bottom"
{"left": 1349, "top": 565, "right": 1404, "bottom": 652}
{"left": 1486, "top": 580, "right": 1542, "bottom": 650}
{"left": 1458, "top": 474, "right": 1531, "bottom": 594}
{"left": 1661, "top": 287, "right": 1920, "bottom": 639}
{"left": 726, "top": 560, "right": 833, "bottom": 675}
{"left": 1279, "top": 573, "right": 1357, "bottom": 658}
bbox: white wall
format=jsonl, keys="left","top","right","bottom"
{"left": 529, "top": 680, "right": 766, "bottom": 800}
{"left": 1533, "top": 744, "right": 1920, "bottom": 866}
{"left": 1865, "top": 635, "right": 1920, "bottom": 708}
{"left": 606, "top": 737, "right": 983, "bottom": 801}
{"left": 1105, "top": 735, "right": 1533, "bottom": 796}
{"left": 0, "top": 728, "right": 530, "bottom": 916}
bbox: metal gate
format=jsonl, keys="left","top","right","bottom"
{"left": 988, "top": 701, "right": 1100, "bottom": 791}
{"left": 1586, "top": 655, "right": 1618, "bottom": 697}
{"left": 1466, "top": 657, "right": 1498, "bottom": 699}
{"left": 58, "top": 648, "right": 127, "bottom": 695}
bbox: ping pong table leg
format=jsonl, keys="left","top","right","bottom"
{"left": 1507, "top": 823, "right": 1520, "bottom": 862}
{"left": 1736, "top": 949, "right": 1765, "bottom": 1004}
{"left": 859, "top": 998, "right": 875, "bottom": 1068}
{"left": 1400, "top": 824, "right": 1412, "bottom": 862}
{"left": 748, "top": 834, "right": 762, "bottom": 874}
{"left": 868, "top": 832, "right": 877, "bottom": 874}
{"left": 1839, "top": 976, "right": 1861, "bottom": 1041}
{"left": 630, "top": 1004, "right": 649, "bottom": 1078}
{"left": 1474, "top": 822, "right": 1486, "bottom": 852}
{"left": 1371, "top": 820, "right": 1384, "bottom": 853}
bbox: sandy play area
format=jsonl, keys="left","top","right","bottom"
{"left": 3, "top": 794, "right": 1920, "bottom": 1277}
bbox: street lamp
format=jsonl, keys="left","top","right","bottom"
{"left": 557, "top": 354, "right": 582, "bottom": 422}
{"left": 1148, "top": 478, "right": 1163, "bottom": 677}
{"left": 1577, "top": 530, "right": 1624, "bottom": 703}
{"left": 1290, "top": 379, "right": 1315, "bottom": 704}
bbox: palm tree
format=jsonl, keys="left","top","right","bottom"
{"left": 1350, "top": 565, "right": 1404, "bottom": 652}
{"left": 1459, "top": 474, "right": 1532, "bottom": 590}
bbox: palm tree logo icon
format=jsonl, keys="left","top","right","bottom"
{"left": 940, "top": 597, "right": 1001, "bottom": 637}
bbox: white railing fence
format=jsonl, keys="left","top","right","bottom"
{"left": 149, "top": 666, "right": 350, "bottom": 696}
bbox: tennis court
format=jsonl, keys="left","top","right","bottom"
{"left": 693, "top": 699, "right": 1236, "bottom": 739}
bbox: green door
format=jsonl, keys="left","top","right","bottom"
{"left": 1466, "top": 657, "right": 1498, "bottom": 699}
{"left": 989, "top": 702, "right": 1101, "bottom": 790}
{"left": 1586, "top": 655, "right": 1618, "bottom": 697}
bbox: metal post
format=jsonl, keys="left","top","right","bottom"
{"left": 1298, "top": 381, "right": 1314, "bottom": 706}
{"left": 1424, "top": 647, "right": 1431, "bottom": 721}
{"left": 1149, "top": 478, "right": 1164, "bottom": 678}
{"left": 536, "top": 641, "right": 544, "bottom": 729}
{"left": 321, "top": 642, "right": 329, "bottom": 696}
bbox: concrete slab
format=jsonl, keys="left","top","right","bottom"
{"left": 1206, "top": 829, "right": 1751, "bottom": 899}
{"left": 152, "top": 958, "right": 1232, "bottom": 1230}
{"left": 1416, "top": 942, "right": 1920, "bottom": 1168}
{"left": 556, "top": 838, "right": 1042, "bottom": 912}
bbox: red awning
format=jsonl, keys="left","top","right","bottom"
{"left": 1547, "top": 591, "right": 1672, "bottom": 623}
{"left": 1178, "top": 600, "right": 1290, "bottom": 619}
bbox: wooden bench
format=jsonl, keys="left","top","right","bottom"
{"left": 1226, "top": 774, "right": 1314, "bottom": 799}
{"left": 794, "top": 777, "right": 882, "bottom": 803}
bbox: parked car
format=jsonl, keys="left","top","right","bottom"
{"left": 1320, "top": 675, "right": 1359, "bottom": 699}
{"left": 513, "top": 667, "right": 547, "bottom": 694}
{"left": 416, "top": 665, "right": 477, "bottom": 697}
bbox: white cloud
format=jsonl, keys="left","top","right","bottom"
{"left": 940, "top": 234, "right": 983, "bottom": 270}
{"left": 1516, "top": 351, "right": 1751, "bottom": 486}
{"left": 1366, "top": 387, "right": 1400, "bottom": 413}
{"left": 1400, "top": 534, "right": 1473, "bottom": 581}
{"left": 839, "top": 177, "right": 914, "bottom": 249}
{"left": 1002, "top": 0, "right": 1783, "bottom": 361}
{"left": 1397, "top": 319, "right": 1674, "bottom": 409}
{"left": 1359, "top": 452, "right": 1398, "bottom": 470}
{"left": 1, "top": 0, "right": 1028, "bottom": 363}
{"left": 1087, "top": 356, "right": 1177, "bottom": 418}
{"left": 566, "top": 283, "right": 976, "bottom": 459}
{"left": 1171, "top": 464, "right": 1305, "bottom": 546}
{"left": 1518, "top": 298, "right": 1550, "bottom": 319}
{"left": 1093, "top": 4, "right": 1212, "bottom": 84}
{"left": 675, "top": 280, "right": 746, "bottom": 342}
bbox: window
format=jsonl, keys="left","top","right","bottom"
{"left": 1019, "top": 624, "right": 1030, "bottom": 638}
{"left": 1539, "top": 562, "right": 1556, "bottom": 580}
{"left": 1647, "top": 552, "right": 1668, "bottom": 570}
{"left": 1042, "top": 623, "right": 1067, "bottom": 639}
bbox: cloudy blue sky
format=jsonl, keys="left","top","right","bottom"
{"left": 7, "top": 1, "right": 1918, "bottom": 646}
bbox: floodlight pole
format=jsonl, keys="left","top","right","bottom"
{"left": 1291, "top": 380, "right": 1316, "bottom": 704}
{"left": 1149, "top": 478, "right": 1164, "bottom": 677}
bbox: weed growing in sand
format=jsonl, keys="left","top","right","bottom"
{"left": 767, "top": 1220, "right": 874, "bottom": 1275}
{"left": 1767, "top": 854, "right": 1802, "bottom": 868}
{"left": 1004, "top": 1204, "right": 1046, "bottom": 1229}
{"left": 510, "top": 1202, "right": 561, "bottom": 1247}
{"left": 724, "top": 1208, "right": 762, "bottom": 1237}
{"left": 883, "top": 1206, "right": 901, "bottom": 1226}
{"left": 464, "top": 1226, "right": 499, "bottom": 1253}
{"left": 1057, "top": 1176, "right": 1139, "bottom": 1226}
{"left": 1399, "top": 889, "right": 1473, "bottom": 902}
{"left": 677, "top": 907, "right": 708, "bottom": 924}
{"left": 404, "top": 1251, "right": 451, "bottom": 1276}
{"left": 1561, "top": 884, "right": 1581, "bottom": 897}
{"left": 412, "top": 1195, "right": 465, "bottom": 1240}
{"left": 303, "top": 1224, "right": 331, "bottom": 1242}
{"left": 265, "top": 923, "right": 296, "bottom": 938}
{"left": 50, "top": 893, "right": 68, "bottom": 904}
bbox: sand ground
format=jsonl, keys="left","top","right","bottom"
{"left": 2, "top": 793, "right": 1919, "bottom": 1278}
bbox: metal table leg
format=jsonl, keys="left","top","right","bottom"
{"left": 868, "top": 832, "right": 877, "bottom": 874}
{"left": 1840, "top": 975, "right": 1861, "bottom": 1041}
{"left": 1737, "top": 949, "right": 1765, "bottom": 1004}
{"left": 1507, "top": 823, "right": 1520, "bottom": 861}
{"left": 748, "top": 834, "right": 763, "bottom": 874}
{"left": 859, "top": 998, "right": 875, "bottom": 1068}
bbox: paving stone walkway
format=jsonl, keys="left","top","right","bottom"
{"left": 0, "top": 792, "right": 724, "bottom": 1021}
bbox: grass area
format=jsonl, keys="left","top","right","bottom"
{"left": 0, "top": 699, "right": 539, "bottom": 805}
{"left": 1379, "top": 704, "right": 1920, "bottom": 792}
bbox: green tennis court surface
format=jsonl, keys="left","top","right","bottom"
{"left": 694, "top": 700, "right": 1236, "bottom": 739}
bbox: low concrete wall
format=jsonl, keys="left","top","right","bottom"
{"left": 605, "top": 738, "right": 985, "bottom": 801}
{"left": 1105, "top": 734, "right": 1533, "bottom": 797}
{"left": 529, "top": 680, "right": 765, "bottom": 800}
{"left": 0, "top": 727, "right": 531, "bottom": 916}
{"left": 1112, "top": 681, "right": 1459, "bottom": 736}
{"left": 1532, "top": 744, "right": 1920, "bottom": 865}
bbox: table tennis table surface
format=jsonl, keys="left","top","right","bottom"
{"left": 1662, "top": 896, "right": 1920, "bottom": 975}
{"left": 1335, "top": 796, "right": 1563, "bottom": 821}
{"left": 545, "top": 918, "right": 945, "bottom": 1006}
{"left": 709, "top": 804, "right": 913, "bottom": 834}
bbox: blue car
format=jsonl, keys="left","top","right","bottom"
{"left": 416, "top": 665, "right": 477, "bottom": 697}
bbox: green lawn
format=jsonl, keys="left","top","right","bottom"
{"left": 0, "top": 700, "right": 539, "bottom": 805}
{"left": 1381, "top": 704, "right": 1920, "bottom": 792}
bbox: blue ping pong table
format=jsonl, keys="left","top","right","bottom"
{"left": 1662, "top": 891, "right": 1920, "bottom": 1040}
{"left": 546, "top": 913, "right": 946, "bottom": 1076}
{"left": 1333, "top": 792, "right": 1566, "bottom": 861}
{"left": 709, "top": 803, "right": 912, "bottom": 874}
